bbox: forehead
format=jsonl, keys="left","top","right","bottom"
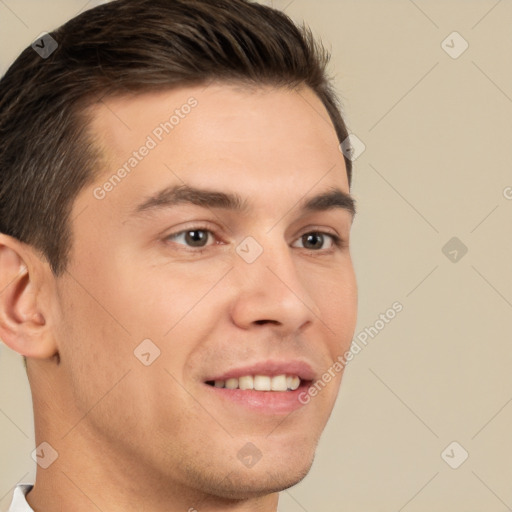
{"left": 81, "top": 83, "right": 349, "bottom": 219}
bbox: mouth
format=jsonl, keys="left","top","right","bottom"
{"left": 205, "top": 374, "right": 305, "bottom": 392}
{"left": 203, "top": 360, "right": 315, "bottom": 414}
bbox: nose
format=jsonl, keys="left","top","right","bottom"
{"left": 229, "top": 236, "right": 321, "bottom": 336}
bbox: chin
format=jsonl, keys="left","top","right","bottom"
{"left": 188, "top": 451, "right": 316, "bottom": 501}
{"left": 244, "top": 462, "right": 314, "bottom": 496}
{"left": 209, "top": 471, "right": 313, "bottom": 501}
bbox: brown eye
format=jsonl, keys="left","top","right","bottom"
{"left": 166, "top": 228, "right": 214, "bottom": 248}
{"left": 293, "top": 232, "right": 339, "bottom": 251}
{"left": 302, "top": 233, "right": 324, "bottom": 250}
{"left": 183, "top": 230, "right": 209, "bottom": 247}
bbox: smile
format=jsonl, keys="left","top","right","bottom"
{"left": 206, "top": 374, "right": 301, "bottom": 391}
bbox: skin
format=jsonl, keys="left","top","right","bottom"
{"left": 0, "top": 83, "right": 357, "bottom": 512}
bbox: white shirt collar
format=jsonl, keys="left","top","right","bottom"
{"left": 7, "top": 484, "right": 34, "bottom": 512}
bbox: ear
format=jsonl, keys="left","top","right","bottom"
{"left": 0, "top": 234, "right": 58, "bottom": 360}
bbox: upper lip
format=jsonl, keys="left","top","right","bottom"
{"left": 205, "top": 359, "right": 316, "bottom": 382}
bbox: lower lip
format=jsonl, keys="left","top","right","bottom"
{"left": 203, "top": 382, "right": 312, "bottom": 414}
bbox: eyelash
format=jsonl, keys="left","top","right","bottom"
{"left": 163, "top": 225, "right": 345, "bottom": 254}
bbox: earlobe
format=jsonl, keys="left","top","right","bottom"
{"left": 0, "top": 235, "right": 58, "bottom": 359}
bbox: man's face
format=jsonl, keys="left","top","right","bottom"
{"left": 50, "top": 83, "right": 357, "bottom": 498}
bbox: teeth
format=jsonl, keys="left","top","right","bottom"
{"left": 289, "top": 376, "right": 300, "bottom": 391}
{"left": 238, "top": 375, "right": 254, "bottom": 390}
{"left": 254, "top": 375, "right": 271, "bottom": 391}
{"left": 210, "top": 374, "right": 301, "bottom": 391}
{"left": 271, "top": 374, "right": 287, "bottom": 391}
{"left": 225, "top": 378, "right": 238, "bottom": 389}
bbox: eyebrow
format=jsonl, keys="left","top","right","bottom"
{"left": 131, "top": 184, "right": 356, "bottom": 218}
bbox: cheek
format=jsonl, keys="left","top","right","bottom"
{"left": 107, "top": 264, "right": 226, "bottom": 379}
{"left": 56, "top": 279, "right": 129, "bottom": 388}
{"left": 54, "top": 272, "right": 196, "bottom": 443}
{"left": 126, "top": 275, "right": 216, "bottom": 347}
{"left": 311, "top": 262, "right": 357, "bottom": 351}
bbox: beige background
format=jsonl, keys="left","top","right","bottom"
{"left": 1, "top": 0, "right": 511, "bottom": 510}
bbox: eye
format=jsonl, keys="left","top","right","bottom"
{"left": 164, "top": 226, "right": 344, "bottom": 253}
{"left": 292, "top": 232, "right": 342, "bottom": 251}
{"left": 165, "top": 228, "right": 215, "bottom": 248}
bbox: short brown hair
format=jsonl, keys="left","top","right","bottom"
{"left": 0, "top": 0, "right": 352, "bottom": 278}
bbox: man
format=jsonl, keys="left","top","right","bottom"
{"left": 0, "top": 0, "right": 357, "bottom": 510}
